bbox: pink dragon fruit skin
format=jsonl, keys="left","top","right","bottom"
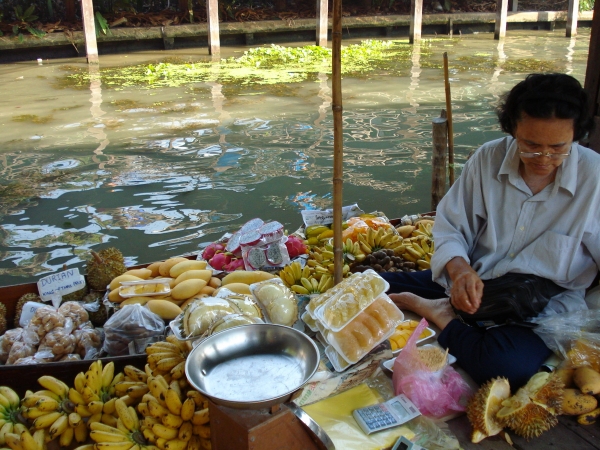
{"left": 202, "top": 242, "right": 226, "bottom": 261}
{"left": 209, "top": 252, "right": 233, "bottom": 270}
{"left": 285, "top": 235, "right": 308, "bottom": 258}
{"left": 223, "top": 258, "right": 245, "bottom": 271}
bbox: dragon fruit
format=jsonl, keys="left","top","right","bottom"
{"left": 223, "top": 258, "right": 245, "bottom": 271}
{"left": 209, "top": 251, "right": 233, "bottom": 271}
{"left": 285, "top": 235, "right": 308, "bottom": 258}
{"left": 202, "top": 242, "right": 226, "bottom": 261}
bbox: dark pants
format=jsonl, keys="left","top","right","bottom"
{"left": 381, "top": 270, "right": 553, "bottom": 389}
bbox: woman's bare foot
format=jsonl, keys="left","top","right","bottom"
{"left": 388, "top": 292, "right": 456, "bottom": 330}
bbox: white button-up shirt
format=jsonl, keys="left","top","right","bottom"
{"left": 431, "top": 136, "right": 600, "bottom": 313}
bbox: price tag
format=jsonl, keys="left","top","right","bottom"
{"left": 19, "top": 301, "right": 49, "bottom": 327}
{"left": 37, "top": 268, "right": 86, "bottom": 303}
{"left": 301, "top": 204, "right": 364, "bottom": 227}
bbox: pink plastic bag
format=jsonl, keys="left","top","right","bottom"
{"left": 392, "top": 318, "right": 473, "bottom": 418}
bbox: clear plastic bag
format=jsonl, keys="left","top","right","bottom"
{"left": 533, "top": 309, "right": 600, "bottom": 371}
{"left": 102, "top": 304, "right": 165, "bottom": 356}
{"left": 392, "top": 318, "right": 473, "bottom": 418}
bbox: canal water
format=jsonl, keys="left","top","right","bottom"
{"left": 0, "top": 29, "right": 591, "bottom": 286}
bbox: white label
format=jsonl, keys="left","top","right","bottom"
{"left": 301, "top": 204, "right": 364, "bottom": 227}
{"left": 19, "top": 301, "right": 50, "bottom": 327}
{"left": 37, "top": 268, "right": 86, "bottom": 302}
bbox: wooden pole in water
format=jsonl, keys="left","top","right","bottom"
{"left": 206, "top": 0, "right": 220, "bottom": 55}
{"left": 566, "top": 0, "right": 580, "bottom": 38}
{"left": 316, "top": 0, "right": 329, "bottom": 47}
{"left": 409, "top": 0, "right": 423, "bottom": 44}
{"left": 331, "top": 0, "right": 344, "bottom": 284}
{"left": 80, "top": 0, "right": 99, "bottom": 64}
{"left": 443, "top": 52, "right": 455, "bottom": 187}
{"left": 494, "top": 0, "right": 509, "bottom": 40}
{"left": 432, "top": 111, "right": 448, "bottom": 210}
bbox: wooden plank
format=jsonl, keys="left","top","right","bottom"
{"left": 206, "top": 0, "right": 220, "bottom": 55}
{"left": 583, "top": 0, "right": 600, "bottom": 152}
{"left": 494, "top": 0, "right": 509, "bottom": 39}
{"left": 566, "top": 0, "right": 580, "bottom": 37}
{"left": 316, "top": 0, "right": 328, "bottom": 47}
{"left": 409, "top": 0, "right": 423, "bottom": 44}
{"left": 80, "top": 0, "right": 99, "bottom": 63}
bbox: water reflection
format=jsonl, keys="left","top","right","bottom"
{"left": 0, "top": 30, "right": 591, "bottom": 284}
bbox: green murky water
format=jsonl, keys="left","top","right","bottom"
{"left": 0, "top": 29, "right": 591, "bottom": 286}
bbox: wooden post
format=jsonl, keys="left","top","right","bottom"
{"left": 80, "top": 0, "right": 99, "bottom": 64}
{"left": 494, "top": 0, "right": 509, "bottom": 40}
{"left": 566, "top": 0, "right": 579, "bottom": 38}
{"left": 206, "top": 0, "right": 220, "bottom": 55}
{"left": 331, "top": 0, "right": 344, "bottom": 285}
{"left": 316, "top": 0, "right": 328, "bottom": 47}
{"left": 443, "top": 53, "right": 455, "bottom": 187}
{"left": 583, "top": 0, "right": 600, "bottom": 152}
{"left": 409, "top": 0, "right": 423, "bottom": 44}
{"left": 432, "top": 111, "right": 448, "bottom": 210}
{"left": 511, "top": 0, "right": 518, "bottom": 11}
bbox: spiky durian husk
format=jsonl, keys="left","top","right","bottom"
{"left": 86, "top": 247, "right": 127, "bottom": 290}
{"left": 496, "top": 372, "right": 564, "bottom": 440}
{"left": 0, "top": 302, "right": 6, "bottom": 335}
{"left": 497, "top": 397, "right": 558, "bottom": 439}
{"left": 15, "top": 292, "right": 42, "bottom": 325}
{"left": 467, "top": 377, "right": 511, "bottom": 443}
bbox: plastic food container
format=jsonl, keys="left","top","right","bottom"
{"left": 389, "top": 321, "right": 436, "bottom": 355}
{"left": 259, "top": 221, "right": 284, "bottom": 243}
{"left": 325, "top": 345, "right": 352, "bottom": 372}
{"left": 313, "top": 270, "right": 389, "bottom": 332}
{"left": 118, "top": 280, "right": 171, "bottom": 298}
{"left": 326, "top": 294, "right": 404, "bottom": 364}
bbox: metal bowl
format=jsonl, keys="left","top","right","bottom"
{"left": 185, "top": 323, "right": 320, "bottom": 409}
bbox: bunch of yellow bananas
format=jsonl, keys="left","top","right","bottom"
{"left": 145, "top": 335, "right": 191, "bottom": 380}
{"left": 0, "top": 386, "right": 30, "bottom": 448}
{"left": 356, "top": 227, "right": 405, "bottom": 255}
{"left": 136, "top": 374, "right": 211, "bottom": 450}
{"left": 342, "top": 238, "right": 366, "bottom": 264}
{"left": 303, "top": 225, "right": 333, "bottom": 246}
{"left": 21, "top": 374, "right": 88, "bottom": 447}
{"left": 2, "top": 425, "right": 45, "bottom": 450}
{"left": 278, "top": 260, "right": 312, "bottom": 288}
{"left": 398, "top": 236, "right": 434, "bottom": 270}
{"left": 84, "top": 397, "right": 153, "bottom": 450}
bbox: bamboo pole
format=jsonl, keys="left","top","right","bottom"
{"left": 443, "top": 52, "right": 455, "bottom": 187}
{"left": 331, "top": 0, "right": 344, "bottom": 285}
{"left": 432, "top": 111, "right": 448, "bottom": 210}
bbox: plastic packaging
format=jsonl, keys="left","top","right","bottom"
{"left": 171, "top": 297, "right": 240, "bottom": 340}
{"left": 327, "top": 294, "right": 404, "bottom": 364}
{"left": 392, "top": 319, "right": 473, "bottom": 418}
{"left": 74, "top": 325, "right": 104, "bottom": 359}
{"left": 58, "top": 301, "right": 90, "bottom": 328}
{"left": 314, "top": 270, "right": 389, "bottom": 331}
{"left": 118, "top": 280, "right": 171, "bottom": 298}
{"left": 37, "top": 326, "right": 77, "bottom": 361}
{"left": 28, "top": 305, "right": 65, "bottom": 340}
{"left": 102, "top": 303, "right": 165, "bottom": 356}
{"left": 250, "top": 279, "right": 299, "bottom": 327}
{"left": 533, "top": 309, "right": 600, "bottom": 371}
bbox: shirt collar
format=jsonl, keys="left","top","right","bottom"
{"left": 498, "top": 137, "right": 578, "bottom": 196}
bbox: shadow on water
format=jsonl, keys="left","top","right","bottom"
{"left": 0, "top": 29, "right": 591, "bottom": 285}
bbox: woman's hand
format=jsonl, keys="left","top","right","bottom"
{"left": 446, "top": 257, "right": 484, "bottom": 314}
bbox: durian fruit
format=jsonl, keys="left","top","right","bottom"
{"left": 62, "top": 285, "right": 89, "bottom": 302}
{"left": 86, "top": 247, "right": 127, "bottom": 291}
{"left": 0, "top": 302, "right": 7, "bottom": 335}
{"left": 496, "top": 372, "right": 564, "bottom": 440}
{"left": 82, "top": 291, "right": 108, "bottom": 327}
{"left": 14, "top": 292, "right": 42, "bottom": 326}
{"left": 467, "top": 377, "right": 511, "bottom": 443}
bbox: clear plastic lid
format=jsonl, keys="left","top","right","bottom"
{"left": 326, "top": 294, "right": 404, "bottom": 365}
{"left": 313, "top": 269, "right": 390, "bottom": 332}
{"left": 118, "top": 280, "right": 171, "bottom": 298}
{"left": 325, "top": 345, "right": 352, "bottom": 372}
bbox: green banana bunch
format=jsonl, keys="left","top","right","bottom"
{"left": 0, "top": 386, "right": 28, "bottom": 447}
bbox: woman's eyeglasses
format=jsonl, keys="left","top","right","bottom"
{"left": 519, "top": 150, "right": 571, "bottom": 160}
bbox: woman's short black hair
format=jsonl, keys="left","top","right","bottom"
{"left": 497, "top": 73, "right": 594, "bottom": 141}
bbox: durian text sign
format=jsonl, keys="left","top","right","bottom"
{"left": 37, "top": 268, "right": 86, "bottom": 302}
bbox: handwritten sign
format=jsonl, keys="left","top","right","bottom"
{"left": 37, "top": 268, "right": 86, "bottom": 303}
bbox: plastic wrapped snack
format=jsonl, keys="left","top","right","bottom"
{"left": 179, "top": 297, "right": 239, "bottom": 339}
{"left": 7, "top": 341, "right": 36, "bottom": 365}
{"left": 29, "top": 305, "right": 66, "bottom": 339}
{"left": 74, "top": 326, "right": 104, "bottom": 360}
{"left": 327, "top": 294, "right": 404, "bottom": 364}
{"left": 118, "top": 280, "right": 171, "bottom": 298}
{"left": 102, "top": 304, "right": 165, "bottom": 356}
{"left": 58, "top": 301, "right": 90, "bottom": 329}
{"left": 59, "top": 353, "right": 82, "bottom": 362}
{"left": 38, "top": 327, "right": 77, "bottom": 360}
{"left": 311, "top": 270, "right": 389, "bottom": 329}
{"left": 0, "top": 328, "right": 24, "bottom": 363}
{"left": 251, "top": 279, "right": 298, "bottom": 327}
